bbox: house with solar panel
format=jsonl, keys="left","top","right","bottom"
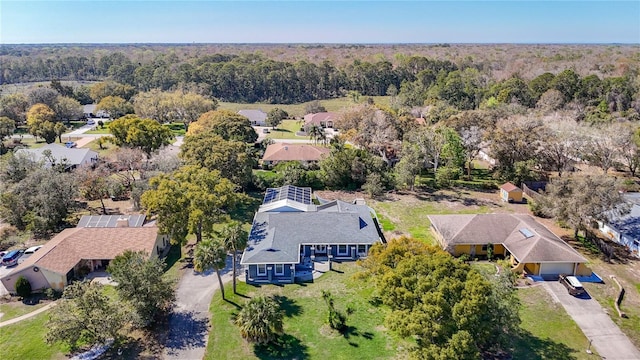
{"left": 240, "top": 185, "right": 385, "bottom": 284}
{"left": 0, "top": 214, "right": 169, "bottom": 294}
{"left": 429, "top": 214, "right": 591, "bottom": 278}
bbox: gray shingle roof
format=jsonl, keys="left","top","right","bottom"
{"left": 241, "top": 200, "right": 380, "bottom": 264}
{"left": 238, "top": 109, "right": 267, "bottom": 123}
{"left": 428, "top": 214, "right": 586, "bottom": 263}
{"left": 16, "top": 144, "right": 98, "bottom": 168}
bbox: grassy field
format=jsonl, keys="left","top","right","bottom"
{"left": 219, "top": 96, "right": 391, "bottom": 118}
{"left": 204, "top": 262, "right": 409, "bottom": 360}
{"left": 0, "top": 312, "right": 68, "bottom": 360}
{"left": 0, "top": 302, "right": 48, "bottom": 322}
{"left": 514, "top": 286, "right": 596, "bottom": 360}
{"left": 264, "top": 120, "right": 307, "bottom": 140}
{"left": 370, "top": 190, "right": 493, "bottom": 243}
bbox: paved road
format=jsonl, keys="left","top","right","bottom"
{"left": 163, "top": 255, "right": 234, "bottom": 360}
{"left": 544, "top": 281, "right": 640, "bottom": 360}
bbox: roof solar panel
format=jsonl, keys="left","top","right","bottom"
{"left": 519, "top": 228, "right": 534, "bottom": 238}
{"left": 262, "top": 185, "right": 312, "bottom": 205}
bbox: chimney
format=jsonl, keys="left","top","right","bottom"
{"left": 116, "top": 217, "right": 129, "bottom": 228}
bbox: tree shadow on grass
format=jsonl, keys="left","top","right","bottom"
{"left": 340, "top": 325, "right": 375, "bottom": 347}
{"left": 254, "top": 334, "right": 309, "bottom": 360}
{"left": 272, "top": 295, "right": 302, "bottom": 317}
{"left": 511, "top": 330, "right": 579, "bottom": 360}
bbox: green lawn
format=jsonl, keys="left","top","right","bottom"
{"left": 370, "top": 191, "right": 492, "bottom": 243}
{"left": 0, "top": 312, "right": 68, "bottom": 360}
{"left": 219, "top": 96, "right": 391, "bottom": 118}
{"left": 204, "top": 262, "right": 409, "bottom": 360}
{"left": 513, "top": 286, "right": 596, "bottom": 360}
{"left": 264, "top": 120, "right": 307, "bottom": 140}
{"left": 0, "top": 302, "right": 48, "bottom": 322}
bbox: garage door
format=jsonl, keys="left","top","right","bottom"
{"left": 540, "top": 263, "right": 575, "bottom": 276}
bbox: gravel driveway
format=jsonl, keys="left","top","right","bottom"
{"left": 162, "top": 255, "right": 233, "bottom": 360}
{"left": 544, "top": 281, "right": 640, "bottom": 359}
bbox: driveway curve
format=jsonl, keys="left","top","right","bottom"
{"left": 544, "top": 281, "right": 640, "bottom": 359}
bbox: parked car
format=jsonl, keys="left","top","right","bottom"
{"left": 262, "top": 128, "right": 270, "bottom": 134}
{"left": 559, "top": 274, "right": 586, "bottom": 296}
{"left": 87, "top": 119, "right": 95, "bottom": 125}
{"left": 18, "top": 245, "right": 44, "bottom": 264}
{"left": 1, "top": 249, "right": 25, "bottom": 267}
{"left": 65, "top": 141, "right": 77, "bottom": 148}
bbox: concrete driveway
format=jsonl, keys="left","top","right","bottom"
{"left": 544, "top": 281, "right": 640, "bottom": 359}
{"left": 0, "top": 265, "right": 14, "bottom": 296}
{"left": 162, "top": 255, "right": 234, "bottom": 360}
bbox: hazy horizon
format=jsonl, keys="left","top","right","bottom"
{"left": 2, "top": 1, "right": 639, "bottom": 44}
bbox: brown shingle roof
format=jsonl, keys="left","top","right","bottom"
{"left": 500, "top": 182, "right": 521, "bottom": 192}
{"left": 262, "top": 143, "right": 330, "bottom": 162}
{"left": 303, "top": 112, "right": 338, "bottom": 126}
{"left": 8, "top": 227, "right": 160, "bottom": 276}
{"left": 428, "top": 214, "right": 586, "bottom": 263}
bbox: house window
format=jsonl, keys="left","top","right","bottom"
{"left": 481, "top": 245, "right": 488, "bottom": 251}
{"left": 275, "top": 264, "right": 284, "bottom": 275}
{"left": 257, "top": 264, "right": 267, "bottom": 276}
{"left": 338, "top": 245, "right": 348, "bottom": 255}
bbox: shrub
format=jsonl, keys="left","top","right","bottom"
{"left": 436, "top": 166, "right": 462, "bottom": 188}
{"left": 45, "top": 287, "right": 61, "bottom": 300}
{"left": 15, "top": 276, "right": 32, "bottom": 298}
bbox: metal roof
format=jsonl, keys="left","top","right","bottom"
{"left": 263, "top": 185, "right": 312, "bottom": 205}
{"left": 77, "top": 215, "right": 146, "bottom": 228}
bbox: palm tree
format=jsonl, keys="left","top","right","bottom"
{"left": 219, "top": 221, "right": 248, "bottom": 295}
{"left": 193, "top": 238, "right": 228, "bottom": 300}
{"left": 307, "top": 124, "right": 323, "bottom": 144}
{"left": 235, "top": 296, "right": 283, "bottom": 345}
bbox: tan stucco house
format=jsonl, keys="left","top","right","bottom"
{"left": 429, "top": 214, "right": 591, "bottom": 277}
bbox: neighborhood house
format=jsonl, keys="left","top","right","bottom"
{"left": 261, "top": 143, "right": 331, "bottom": 166}
{"left": 240, "top": 185, "right": 384, "bottom": 284}
{"left": 429, "top": 213, "right": 591, "bottom": 277}
{"left": 238, "top": 109, "right": 267, "bottom": 126}
{"left": 598, "top": 192, "right": 640, "bottom": 258}
{"left": 303, "top": 112, "right": 337, "bottom": 128}
{"left": 0, "top": 224, "right": 169, "bottom": 294}
{"left": 15, "top": 143, "right": 98, "bottom": 170}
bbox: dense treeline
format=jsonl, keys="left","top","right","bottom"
{"left": 3, "top": 47, "right": 638, "bottom": 110}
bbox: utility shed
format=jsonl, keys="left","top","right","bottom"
{"left": 500, "top": 182, "right": 523, "bottom": 203}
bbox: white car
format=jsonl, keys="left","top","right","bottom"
{"left": 18, "top": 245, "right": 43, "bottom": 264}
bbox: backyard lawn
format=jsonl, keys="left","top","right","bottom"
{"left": 264, "top": 120, "right": 307, "bottom": 140}
{"left": 204, "top": 261, "right": 410, "bottom": 360}
{"left": 370, "top": 190, "right": 495, "bottom": 243}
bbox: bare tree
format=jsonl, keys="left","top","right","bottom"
{"left": 582, "top": 126, "right": 618, "bottom": 174}
{"left": 459, "top": 125, "right": 484, "bottom": 178}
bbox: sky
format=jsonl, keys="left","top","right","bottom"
{"left": 1, "top": 1, "right": 639, "bottom": 44}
